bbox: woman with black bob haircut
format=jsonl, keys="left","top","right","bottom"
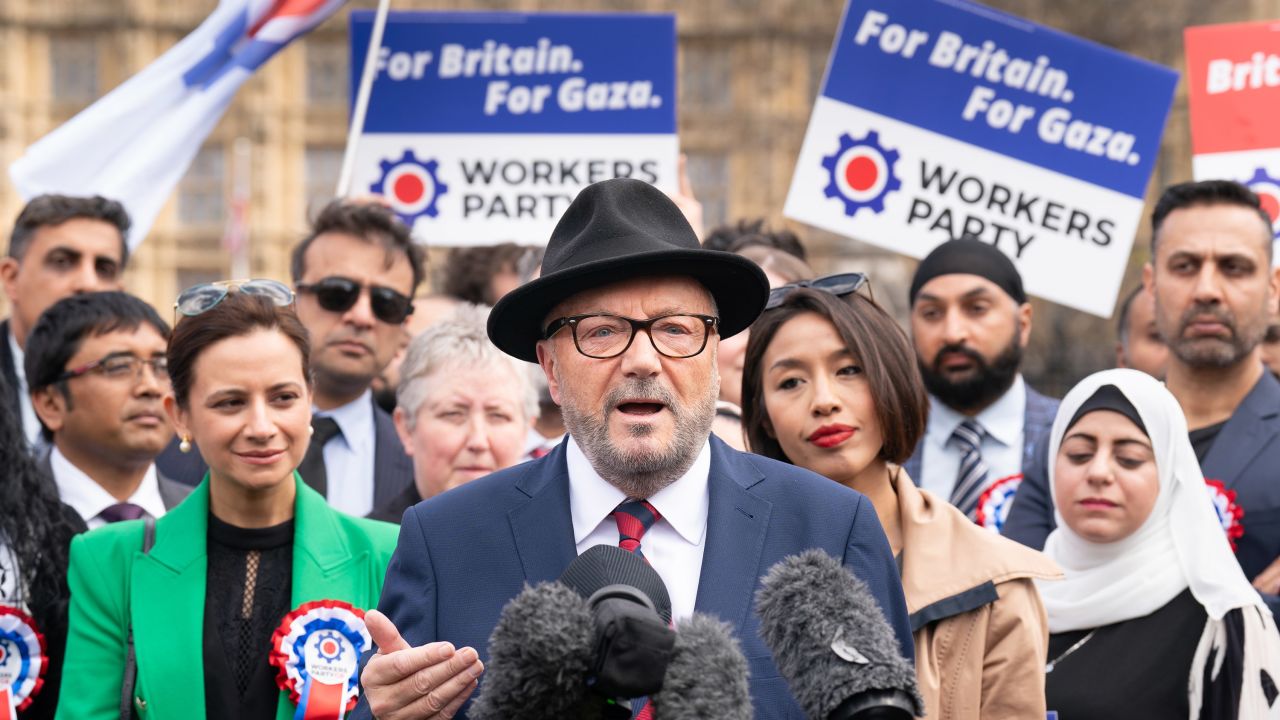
{"left": 0, "top": 373, "right": 85, "bottom": 720}
{"left": 740, "top": 275, "right": 1061, "bottom": 719}
{"left": 57, "top": 282, "right": 397, "bottom": 720}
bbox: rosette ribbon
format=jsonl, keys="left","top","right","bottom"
{"left": 974, "top": 473, "right": 1023, "bottom": 533}
{"left": 0, "top": 605, "right": 46, "bottom": 720}
{"left": 270, "top": 600, "right": 371, "bottom": 720}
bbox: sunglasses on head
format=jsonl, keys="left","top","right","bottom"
{"left": 765, "top": 272, "right": 872, "bottom": 310}
{"left": 175, "top": 279, "right": 294, "bottom": 318}
{"left": 295, "top": 276, "right": 414, "bottom": 324}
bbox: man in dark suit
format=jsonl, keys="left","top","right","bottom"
{"left": 25, "top": 291, "right": 190, "bottom": 527}
{"left": 1006, "top": 182, "right": 1280, "bottom": 603}
{"left": 286, "top": 200, "right": 419, "bottom": 516}
{"left": 354, "top": 178, "right": 912, "bottom": 720}
{"left": 0, "top": 195, "right": 130, "bottom": 451}
{"left": 902, "top": 238, "right": 1058, "bottom": 530}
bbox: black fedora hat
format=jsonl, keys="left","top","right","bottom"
{"left": 488, "top": 178, "right": 769, "bottom": 363}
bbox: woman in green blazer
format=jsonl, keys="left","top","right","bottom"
{"left": 56, "top": 283, "right": 398, "bottom": 720}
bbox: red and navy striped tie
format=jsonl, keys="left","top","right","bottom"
{"left": 612, "top": 499, "right": 661, "bottom": 560}
{"left": 611, "top": 499, "right": 662, "bottom": 720}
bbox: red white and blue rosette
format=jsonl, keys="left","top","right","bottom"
{"left": 269, "top": 600, "right": 370, "bottom": 720}
{"left": 0, "top": 605, "right": 45, "bottom": 720}
{"left": 974, "top": 474, "right": 1023, "bottom": 533}
{"left": 1204, "top": 478, "right": 1245, "bottom": 551}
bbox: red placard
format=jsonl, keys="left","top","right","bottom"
{"left": 1185, "top": 21, "right": 1280, "bottom": 155}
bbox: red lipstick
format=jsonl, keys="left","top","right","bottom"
{"left": 807, "top": 424, "right": 856, "bottom": 448}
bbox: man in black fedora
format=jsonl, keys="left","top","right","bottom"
{"left": 354, "top": 178, "right": 912, "bottom": 720}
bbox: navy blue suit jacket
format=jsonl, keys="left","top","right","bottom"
{"left": 351, "top": 436, "right": 913, "bottom": 720}
{"left": 1004, "top": 371, "right": 1280, "bottom": 609}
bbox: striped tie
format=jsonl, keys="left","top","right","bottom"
{"left": 611, "top": 500, "right": 662, "bottom": 720}
{"left": 612, "top": 500, "right": 661, "bottom": 560}
{"left": 949, "top": 419, "right": 990, "bottom": 520}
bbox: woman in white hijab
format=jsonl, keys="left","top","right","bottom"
{"left": 1037, "top": 368, "right": 1280, "bottom": 719}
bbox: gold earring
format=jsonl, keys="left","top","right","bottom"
{"left": 179, "top": 436, "right": 192, "bottom": 453}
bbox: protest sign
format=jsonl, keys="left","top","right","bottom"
{"left": 348, "top": 11, "right": 677, "bottom": 246}
{"left": 1185, "top": 21, "right": 1280, "bottom": 256}
{"left": 785, "top": 0, "right": 1177, "bottom": 317}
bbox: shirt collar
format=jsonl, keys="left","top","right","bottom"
{"left": 50, "top": 446, "right": 166, "bottom": 521}
{"left": 566, "top": 435, "right": 711, "bottom": 546}
{"left": 7, "top": 329, "right": 24, "bottom": 386}
{"left": 928, "top": 374, "right": 1026, "bottom": 448}
{"left": 314, "top": 390, "right": 374, "bottom": 451}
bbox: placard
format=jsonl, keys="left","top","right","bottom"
{"left": 349, "top": 11, "right": 678, "bottom": 246}
{"left": 785, "top": 0, "right": 1178, "bottom": 317}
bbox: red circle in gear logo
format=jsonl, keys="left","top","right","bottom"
{"left": 821, "top": 130, "right": 901, "bottom": 216}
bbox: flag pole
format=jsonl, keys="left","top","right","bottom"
{"left": 336, "top": 0, "right": 392, "bottom": 197}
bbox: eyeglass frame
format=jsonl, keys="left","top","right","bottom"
{"left": 56, "top": 351, "right": 170, "bottom": 384}
{"left": 543, "top": 313, "right": 720, "bottom": 359}
{"left": 174, "top": 279, "right": 294, "bottom": 323}
{"left": 294, "top": 276, "right": 415, "bottom": 325}
{"left": 765, "top": 272, "right": 873, "bottom": 311}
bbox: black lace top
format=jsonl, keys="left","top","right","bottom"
{"left": 203, "top": 514, "right": 294, "bottom": 720}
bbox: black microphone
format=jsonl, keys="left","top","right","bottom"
{"left": 651, "top": 612, "right": 753, "bottom": 720}
{"left": 755, "top": 550, "right": 923, "bottom": 720}
{"left": 468, "top": 581, "right": 601, "bottom": 720}
{"left": 471, "top": 545, "right": 677, "bottom": 720}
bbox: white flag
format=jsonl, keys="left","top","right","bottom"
{"left": 9, "top": 0, "right": 346, "bottom": 249}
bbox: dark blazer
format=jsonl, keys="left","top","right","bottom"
{"left": 0, "top": 319, "right": 23, "bottom": 431}
{"left": 1003, "top": 371, "right": 1280, "bottom": 608}
{"left": 351, "top": 436, "right": 914, "bottom": 720}
{"left": 902, "top": 382, "right": 1059, "bottom": 494}
{"left": 157, "top": 396, "right": 413, "bottom": 510}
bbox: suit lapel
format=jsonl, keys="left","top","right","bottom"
{"left": 694, "top": 440, "right": 771, "bottom": 632}
{"left": 292, "top": 476, "right": 363, "bottom": 602}
{"left": 507, "top": 445, "right": 578, "bottom": 583}
{"left": 1202, "top": 374, "right": 1280, "bottom": 488}
{"left": 132, "top": 480, "right": 211, "bottom": 719}
{"left": 0, "top": 320, "right": 20, "bottom": 423}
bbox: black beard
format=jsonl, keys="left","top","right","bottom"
{"left": 918, "top": 336, "right": 1022, "bottom": 414}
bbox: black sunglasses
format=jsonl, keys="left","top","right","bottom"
{"left": 295, "top": 277, "right": 414, "bottom": 324}
{"left": 765, "top": 272, "right": 872, "bottom": 310}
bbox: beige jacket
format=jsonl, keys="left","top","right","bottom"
{"left": 892, "top": 469, "right": 1062, "bottom": 720}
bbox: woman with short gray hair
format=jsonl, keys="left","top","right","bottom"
{"left": 369, "top": 305, "right": 538, "bottom": 523}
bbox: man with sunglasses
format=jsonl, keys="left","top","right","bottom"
{"left": 902, "top": 238, "right": 1058, "bottom": 529}
{"left": 25, "top": 291, "right": 190, "bottom": 527}
{"left": 1, "top": 194, "right": 131, "bottom": 452}
{"left": 288, "top": 200, "right": 421, "bottom": 517}
{"left": 354, "top": 178, "right": 912, "bottom": 720}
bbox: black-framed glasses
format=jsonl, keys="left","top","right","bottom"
{"left": 58, "top": 352, "right": 170, "bottom": 383}
{"left": 175, "top": 279, "right": 294, "bottom": 318}
{"left": 544, "top": 313, "right": 719, "bottom": 359}
{"left": 765, "top": 272, "right": 873, "bottom": 310}
{"left": 296, "top": 276, "right": 414, "bottom": 325}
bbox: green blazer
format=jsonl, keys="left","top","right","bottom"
{"left": 55, "top": 475, "right": 398, "bottom": 720}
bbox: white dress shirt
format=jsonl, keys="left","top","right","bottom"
{"left": 568, "top": 435, "right": 710, "bottom": 623}
{"left": 919, "top": 374, "right": 1027, "bottom": 498}
{"left": 316, "top": 390, "right": 377, "bottom": 517}
{"left": 8, "top": 330, "right": 41, "bottom": 448}
{"left": 51, "top": 447, "right": 167, "bottom": 529}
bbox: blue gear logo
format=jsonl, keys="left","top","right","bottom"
{"left": 313, "top": 631, "right": 346, "bottom": 665}
{"left": 1243, "top": 167, "right": 1280, "bottom": 240}
{"left": 371, "top": 150, "right": 448, "bottom": 226}
{"left": 821, "top": 130, "right": 901, "bottom": 216}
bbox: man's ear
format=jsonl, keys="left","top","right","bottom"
{"left": 31, "top": 386, "right": 67, "bottom": 436}
{"left": 392, "top": 407, "right": 415, "bottom": 457}
{"left": 1016, "top": 301, "right": 1033, "bottom": 348}
{"left": 0, "top": 257, "right": 21, "bottom": 305}
{"left": 535, "top": 340, "right": 563, "bottom": 406}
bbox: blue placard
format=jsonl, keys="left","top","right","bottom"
{"left": 350, "top": 11, "right": 677, "bottom": 135}
{"left": 820, "top": 0, "right": 1177, "bottom": 199}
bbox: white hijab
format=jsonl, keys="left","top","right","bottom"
{"left": 1036, "top": 368, "right": 1265, "bottom": 633}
